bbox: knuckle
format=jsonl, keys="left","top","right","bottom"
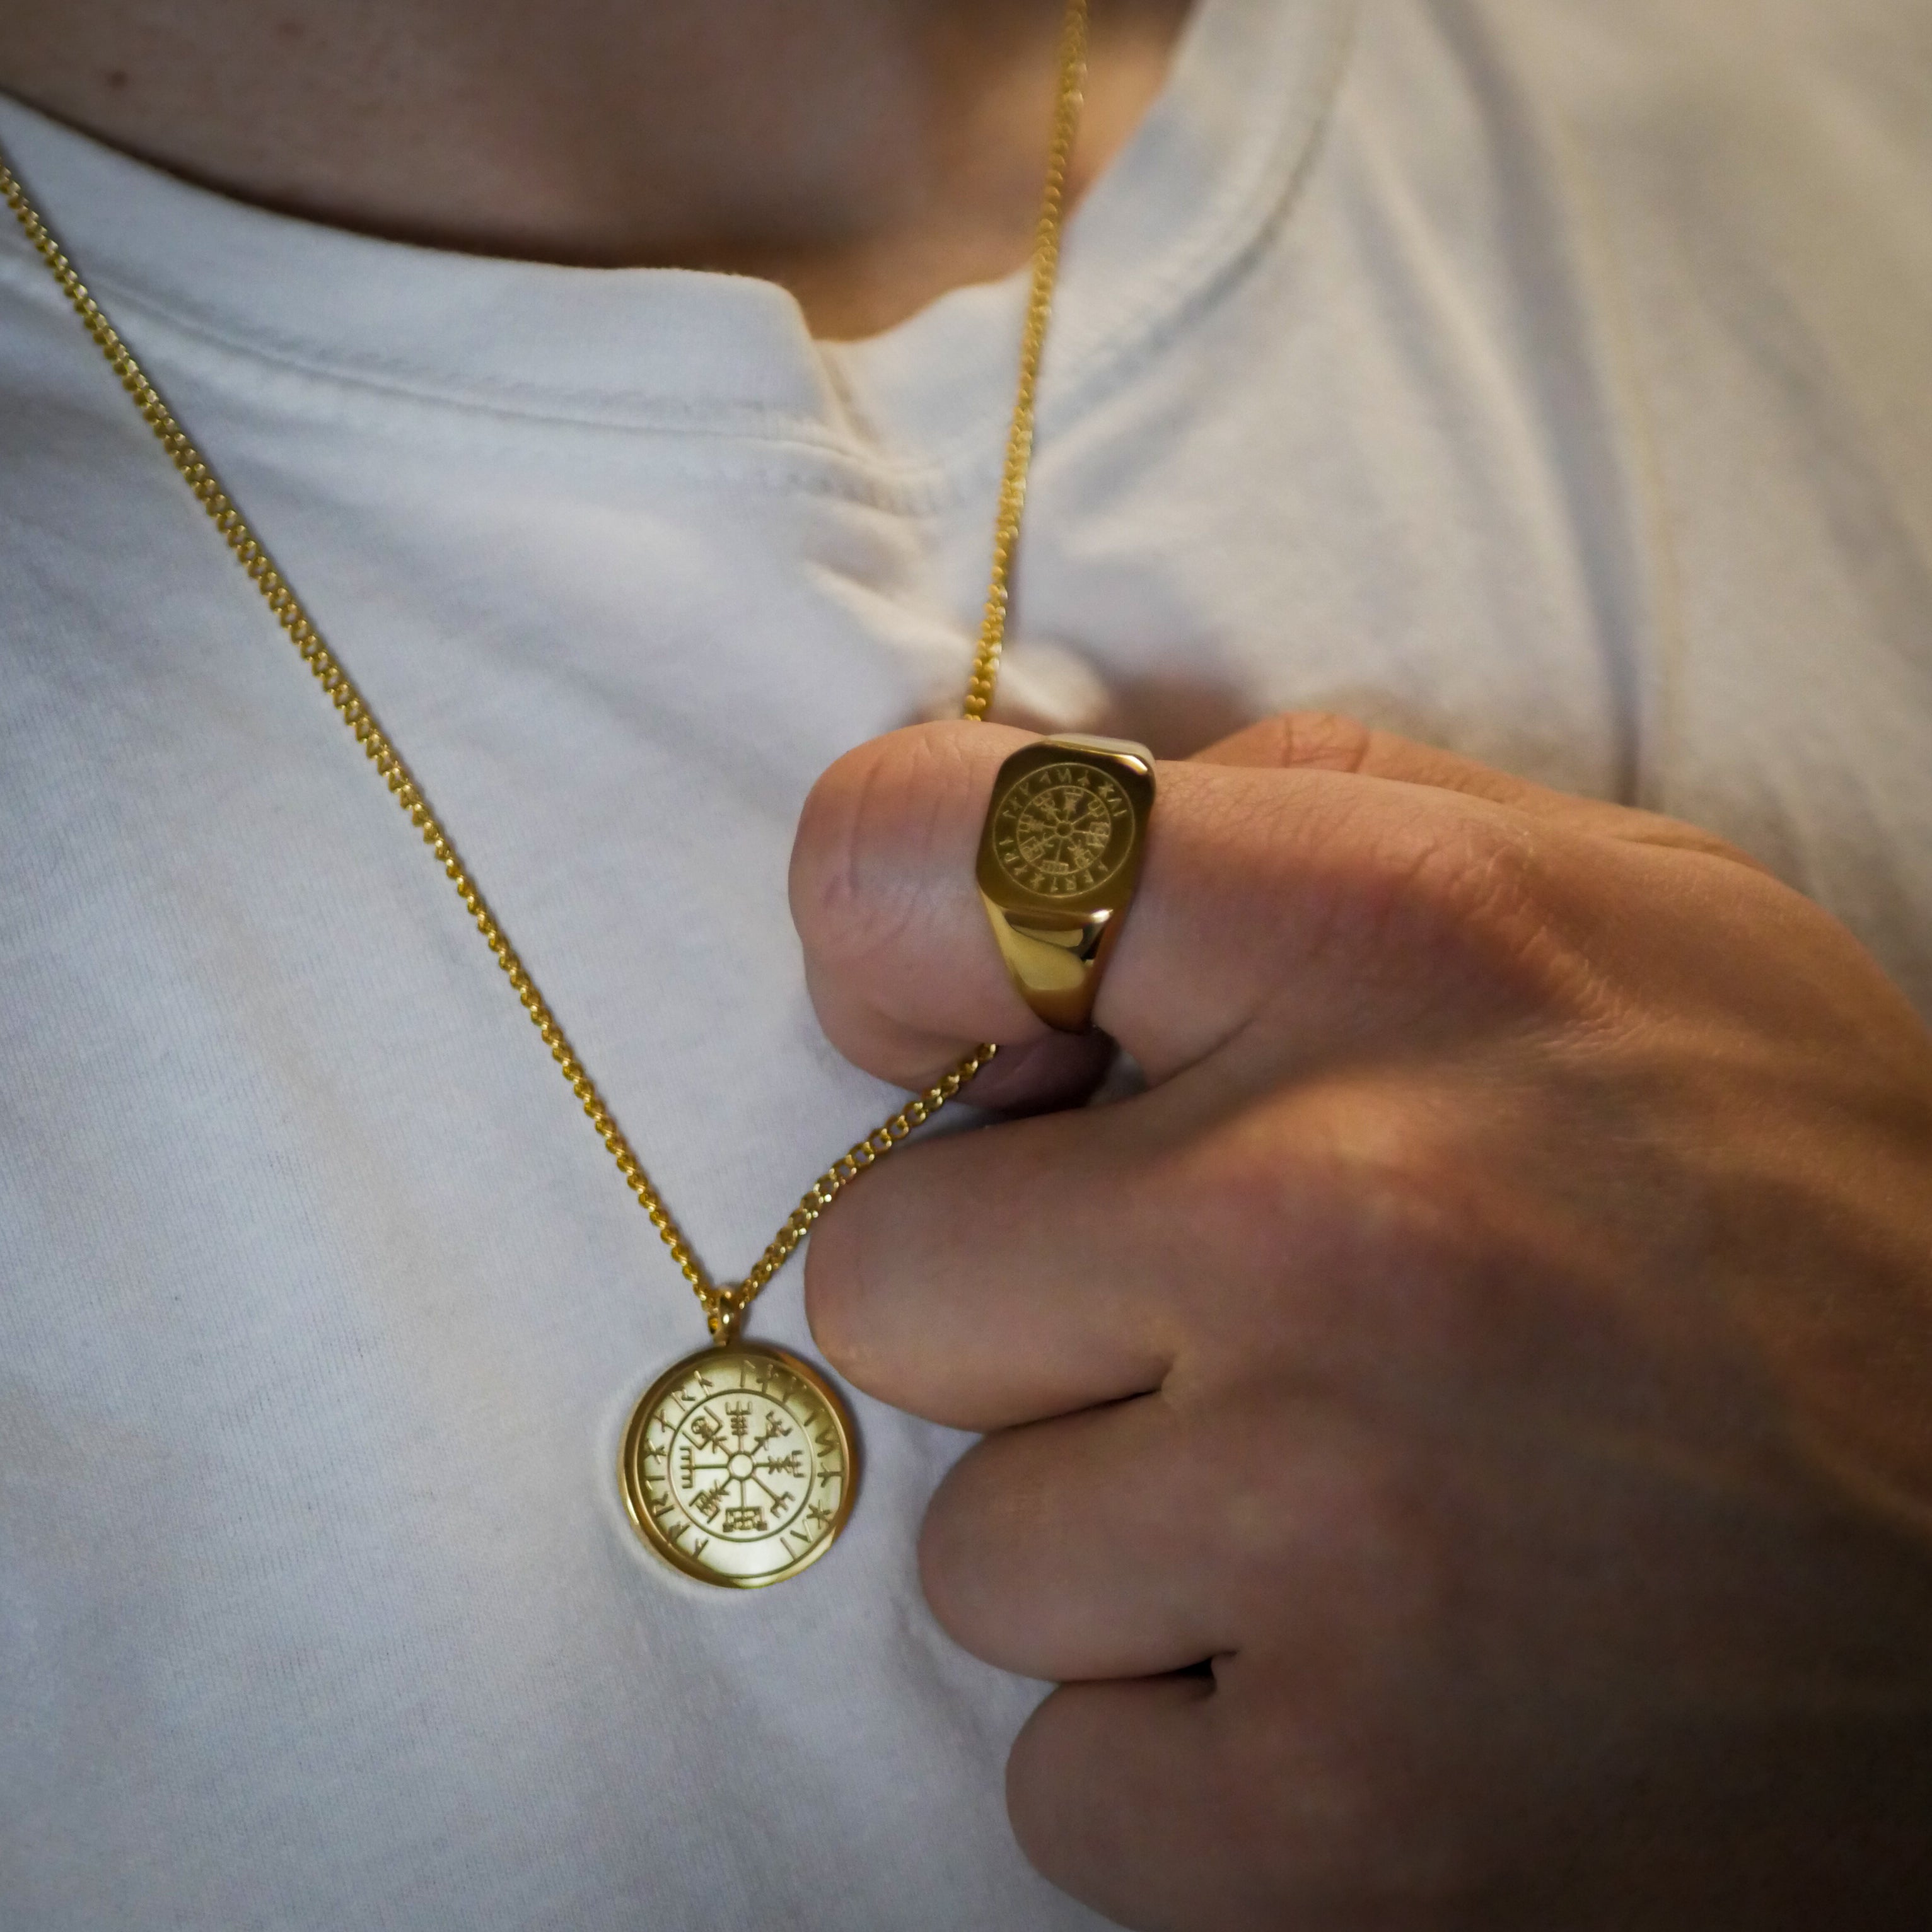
{"left": 1275, "top": 708, "right": 1378, "bottom": 774}
{"left": 1394, "top": 808, "right": 1545, "bottom": 958}
{"left": 805, "top": 1145, "right": 971, "bottom": 1414}
{"left": 1196, "top": 1394, "right": 1445, "bottom": 1625}
{"left": 1226, "top": 708, "right": 1378, "bottom": 774}
{"left": 1221, "top": 1484, "right": 1467, "bottom": 1903}
{"left": 1163, "top": 1122, "right": 1315, "bottom": 1297}
{"left": 1168, "top": 1081, "right": 1542, "bottom": 1385}
{"left": 788, "top": 736, "right": 900, "bottom": 976}
{"left": 788, "top": 724, "right": 963, "bottom": 979}
{"left": 1308, "top": 801, "right": 1578, "bottom": 1014}
{"left": 1003, "top": 1696, "right": 1107, "bottom": 1895}
{"left": 1399, "top": 818, "right": 1619, "bottom": 1030}
{"left": 916, "top": 1439, "right": 1033, "bottom": 1652}
{"left": 1179, "top": 1082, "right": 1474, "bottom": 1293}
{"left": 1298, "top": 1086, "right": 1473, "bottom": 1257}
{"left": 800, "top": 1196, "right": 874, "bottom": 1388}
{"left": 1234, "top": 1723, "right": 1472, "bottom": 1917}
{"left": 914, "top": 1465, "right": 980, "bottom": 1634}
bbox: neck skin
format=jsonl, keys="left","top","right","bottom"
{"left": 0, "top": 0, "right": 1189, "bottom": 339}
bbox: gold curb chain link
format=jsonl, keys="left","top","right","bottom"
{"left": 0, "top": 0, "right": 1086, "bottom": 1337}
{"left": 963, "top": 0, "right": 1090, "bottom": 721}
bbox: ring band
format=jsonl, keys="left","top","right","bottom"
{"left": 975, "top": 733, "right": 1156, "bottom": 1032}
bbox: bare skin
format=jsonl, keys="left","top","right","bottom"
{"left": 0, "top": 0, "right": 1188, "bottom": 338}
{"left": 791, "top": 716, "right": 1932, "bottom": 1928}
{"left": 11, "top": 8, "right": 1932, "bottom": 1926}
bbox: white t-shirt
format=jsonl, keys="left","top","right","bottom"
{"left": 3, "top": 2, "right": 1929, "bottom": 1926}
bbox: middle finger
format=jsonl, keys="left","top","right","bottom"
{"left": 922, "top": 1382, "right": 1429, "bottom": 1685}
{"left": 805, "top": 1090, "right": 1203, "bottom": 1430}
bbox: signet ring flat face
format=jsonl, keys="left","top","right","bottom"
{"left": 975, "top": 733, "right": 1156, "bottom": 1032}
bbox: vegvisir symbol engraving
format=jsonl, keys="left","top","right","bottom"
{"left": 625, "top": 1346, "right": 854, "bottom": 1584}
{"left": 993, "top": 762, "right": 1133, "bottom": 897}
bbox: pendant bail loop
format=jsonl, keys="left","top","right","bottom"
{"left": 707, "top": 1291, "right": 745, "bottom": 1346}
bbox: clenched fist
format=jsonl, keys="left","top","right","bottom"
{"left": 789, "top": 714, "right": 1932, "bottom": 1931}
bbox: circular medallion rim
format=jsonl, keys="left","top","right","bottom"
{"left": 619, "top": 1340, "right": 858, "bottom": 1590}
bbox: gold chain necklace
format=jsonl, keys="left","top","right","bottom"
{"left": 1, "top": 0, "right": 1088, "bottom": 1587}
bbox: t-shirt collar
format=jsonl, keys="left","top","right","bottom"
{"left": 0, "top": 0, "right": 1355, "bottom": 462}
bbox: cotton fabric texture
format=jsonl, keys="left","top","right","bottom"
{"left": 3, "top": 1, "right": 1930, "bottom": 1926}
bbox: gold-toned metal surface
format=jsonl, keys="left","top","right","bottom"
{"left": 621, "top": 1343, "right": 855, "bottom": 1588}
{"left": 963, "top": 0, "right": 1090, "bottom": 723}
{"left": 0, "top": 158, "right": 1004, "bottom": 1348}
{"left": 0, "top": 0, "right": 1090, "bottom": 1586}
{"left": 978, "top": 734, "right": 1156, "bottom": 1032}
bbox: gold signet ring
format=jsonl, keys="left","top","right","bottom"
{"left": 975, "top": 733, "right": 1156, "bottom": 1032}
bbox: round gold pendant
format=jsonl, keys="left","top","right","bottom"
{"left": 619, "top": 1342, "right": 856, "bottom": 1588}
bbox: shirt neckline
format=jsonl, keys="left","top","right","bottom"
{"left": 0, "top": 0, "right": 1355, "bottom": 466}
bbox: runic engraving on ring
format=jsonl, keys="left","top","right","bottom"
{"left": 976, "top": 734, "right": 1156, "bottom": 1033}
{"left": 992, "top": 761, "right": 1134, "bottom": 897}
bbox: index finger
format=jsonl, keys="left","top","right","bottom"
{"left": 789, "top": 716, "right": 1570, "bottom": 1093}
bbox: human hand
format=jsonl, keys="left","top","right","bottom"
{"left": 789, "top": 714, "right": 1932, "bottom": 1930}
